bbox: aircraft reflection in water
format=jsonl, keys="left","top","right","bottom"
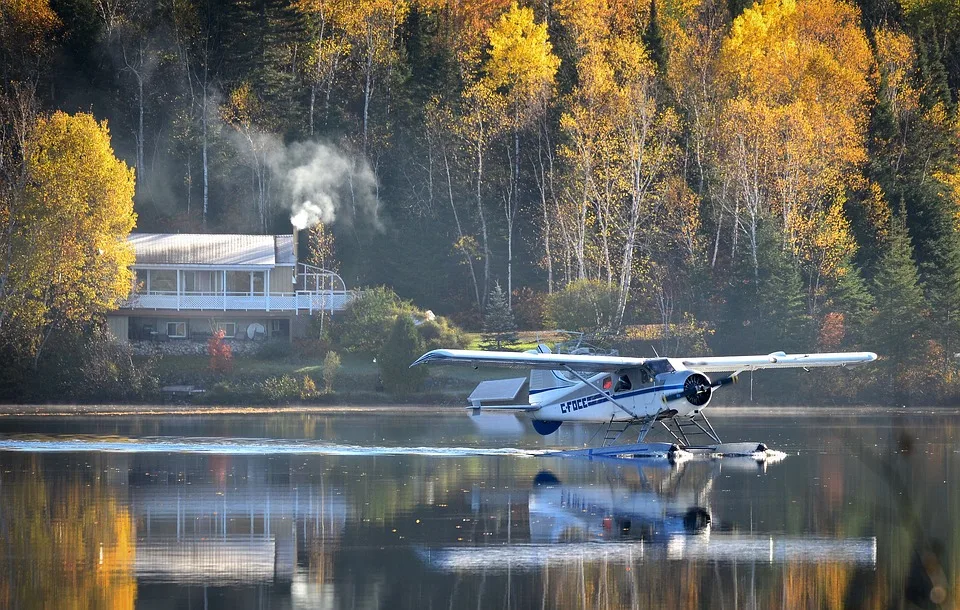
{"left": 419, "top": 457, "right": 876, "bottom": 573}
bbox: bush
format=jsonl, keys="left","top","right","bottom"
{"left": 416, "top": 316, "right": 468, "bottom": 351}
{"left": 78, "top": 337, "right": 160, "bottom": 402}
{"left": 207, "top": 329, "right": 233, "bottom": 373}
{"left": 331, "top": 287, "right": 468, "bottom": 355}
{"left": 378, "top": 315, "right": 427, "bottom": 394}
{"left": 204, "top": 380, "right": 258, "bottom": 403}
{"left": 258, "top": 374, "right": 302, "bottom": 403}
{"left": 330, "top": 286, "right": 409, "bottom": 354}
{"left": 545, "top": 279, "right": 619, "bottom": 334}
{"left": 19, "top": 324, "right": 159, "bottom": 402}
{"left": 321, "top": 351, "right": 341, "bottom": 392}
{"left": 301, "top": 374, "right": 318, "bottom": 399}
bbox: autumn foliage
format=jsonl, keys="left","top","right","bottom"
{"left": 2, "top": 0, "right": 960, "bottom": 402}
{"left": 207, "top": 329, "right": 234, "bottom": 374}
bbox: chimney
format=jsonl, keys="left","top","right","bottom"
{"left": 291, "top": 224, "right": 300, "bottom": 289}
{"left": 292, "top": 226, "right": 299, "bottom": 264}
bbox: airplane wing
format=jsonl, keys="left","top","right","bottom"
{"left": 410, "top": 349, "right": 648, "bottom": 372}
{"left": 680, "top": 351, "right": 877, "bottom": 373}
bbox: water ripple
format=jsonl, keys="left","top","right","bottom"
{"left": 0, "top": 434, "right": 550, "bottom": 457}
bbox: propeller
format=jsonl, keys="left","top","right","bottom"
{"left": 663, "top": 373, "right": 738, "bottom": 404}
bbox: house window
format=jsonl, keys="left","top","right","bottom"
{"left": 226, "top": 271, "right": 249, "bottom": 294}
{"left": 218, "top": 322, "right": 237, "bottom": 338}
{"left": 252, "top": 271, "right": 265, "bottom": 295}
{"left": 184, "top": 271, "right": 218, "bottom": 293}
{"left": 151, "top": 270, "right": 176, "bottom": 293}
{"left": 135, "top": 270, "right": 149, "bottom": 293}
{"left": 271, "top": 319, "right": 282, "bottom": 332}
{"left": 166, "top": 321, "right": 186, "bottom": 338}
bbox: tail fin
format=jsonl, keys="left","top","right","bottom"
{"left": 528, "top": 344, "right": 574, "bottom": 394}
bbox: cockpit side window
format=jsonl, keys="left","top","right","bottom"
{"left": 614, "top": 374, "right": 632, "bottom": 392}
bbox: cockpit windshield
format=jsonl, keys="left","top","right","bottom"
{"left": 645, "top": 358, "right": 675, "bottom": 375}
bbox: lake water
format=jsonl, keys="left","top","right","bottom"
{"left": 0, "top": 407, "right": 958, "bottom": 609}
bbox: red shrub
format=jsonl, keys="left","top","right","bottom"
{"left": 208, "top": 329, "right": 233, "bottom": 373}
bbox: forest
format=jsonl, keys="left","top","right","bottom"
{"left": 1, "top": 0, "right": 959, "bottom": 401}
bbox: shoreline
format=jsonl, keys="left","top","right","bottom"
{"left": 1, "top": 403, "right": 957, "bottom": 417}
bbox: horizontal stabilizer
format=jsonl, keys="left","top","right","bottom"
{"left": 467, "top": 404, "right": 540, "bottom": 412}
{"left": 468, "top": 378, "right": 535, "bottom": 412}
{"left": 469, "top": 377, "right": 528, "bottom": 403}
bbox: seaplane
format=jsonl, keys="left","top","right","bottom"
{"left": 410, "top": 344, "right": 877, "bottom": 459}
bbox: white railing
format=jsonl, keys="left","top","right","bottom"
{"left": 123, "top": 290, "right": 353, "bottom": 313}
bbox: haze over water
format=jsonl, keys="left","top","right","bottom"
{"left": 0, "top": 408, "right": 957, "bottom": 609}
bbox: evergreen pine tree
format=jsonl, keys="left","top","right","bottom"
{"left": 643, "top": 0, "right": 667, "bottom": 73}
{"left": 480, "top": 283, "right": 518, "bottom": 350}
{"left": 869, "top": 212, "right": 928, "bottom": 395}
{"left": 756, "top": 233, "right": 814, "bottom": 353}
{"left": 378, "top": 315, "right": 427, "bottom": 393}
{"left": 715, "top": 250, "right": 762, "bottom": 355}
{"left": 822, "top": 251, "right": 875, "bottom": 348}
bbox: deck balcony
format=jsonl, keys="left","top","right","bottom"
{"left": 120, "top": 263, "right": 352, "bottom": 314}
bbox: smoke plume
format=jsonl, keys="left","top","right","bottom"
{"left": 269, "top": 141, "right": 380, "bottom": 230}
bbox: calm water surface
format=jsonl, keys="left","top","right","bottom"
{"left": 0, "top": 407, "right": 958, "bottom": 609}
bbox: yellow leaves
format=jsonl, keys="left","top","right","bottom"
{"left": 932, "top": 168, "right": 960, "bottom": 231}
{"left": 722, "top": 0, "right": 871, "bottom": 108}
{"left": 293, "top": 0, "right": 353, "bottom": 77}
{"left": 0, "top": 0, "right": 60, "bottom": 56}
{"left": 221, "top": 82, "right": 259, "bottom": 129}
{"left": 3, "top": 111, "right": 136, "bottom": 356}
{"left": 338, "top": 0, "right": 409, "bottom": 52}
{"left": 723, "top": 0, "right": 798, "bottom": 93}
{"left": 795, "top": 195, "right": 856, "bottom": 282}
{"left": 456, "top": 80, "right": 506, "bottom": 143}
{"left": 662, "top": 177, "right": 702, "bottom": 260}
{"left": 713, "top": 0, "right": 872, "bottom": 288}
{"left": 861, "top": 180, "right": 893, "bottom": 240}
{"left": 24, "top": 112, "right": 136, "bottom": 318}
{"left": 453, "top": 235, "right": 480, "bottom": 259}
{"left": 484, "top": 3, "right": 559, "bottom": 104}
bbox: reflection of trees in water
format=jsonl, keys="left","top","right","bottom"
{"left": 856, "top": 423, "right": 956, "bottom": 608}
{"left": 0, "top": 456, "right": 136, "bottom": 609}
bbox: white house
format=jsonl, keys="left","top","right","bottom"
{"left": 106, "top": 232, "right": 351, "bottom": 342}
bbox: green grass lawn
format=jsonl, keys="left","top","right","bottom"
{"left": 147, "top": 349, "right": 521, "bottom": 394}
{"left": 462, "top": 330, "right": 568, "bottom": 352}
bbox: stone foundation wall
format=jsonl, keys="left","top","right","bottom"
{"left": 130, "top": 339, "right": 264, "bottom": 357}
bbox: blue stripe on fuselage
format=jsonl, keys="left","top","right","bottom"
{"left": 532, "top": 383, "right": 686, "bottom": 405}
{"left": 563, "top": 384, "right": 685, "bottom": 407}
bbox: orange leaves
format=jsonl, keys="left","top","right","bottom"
{"left": 0, "top": 0, "right": 60, "bottom": 60}
{"left": 208, "top": 328, "right": 234, "bottom": 373}
{"left": 818, "top": 311, "right": 845, "bottom": 350}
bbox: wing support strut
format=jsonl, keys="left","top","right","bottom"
{"left": 561, "top": 365, "right": 638, "bottom": 419}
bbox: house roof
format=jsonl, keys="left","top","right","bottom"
{"left": 129, "top": 233, "right": 296, "bottom": 267}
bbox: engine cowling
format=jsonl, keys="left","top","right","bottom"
{"left": 681, "top": 372, "right": 713, "bottom": 407}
